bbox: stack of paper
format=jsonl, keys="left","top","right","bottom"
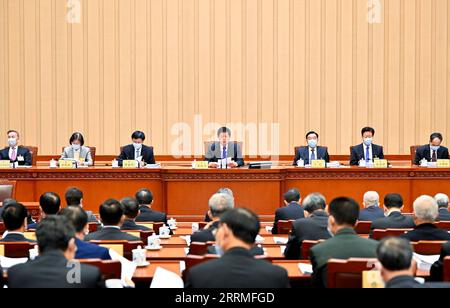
{"left": 150, "top": 267, "right": 184, "bottom": 288}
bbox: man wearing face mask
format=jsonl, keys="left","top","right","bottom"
{"left": 0, "top": 130, "right": 32, "bottom": 166}
{"left": 293, "top": 131, "right": 330, "bottom": 165}
{"left": 60, "top": 132, "right": 93, "bottom": 166}
{"left": 414, "top": 132, "right": 450, "bottom": 165}
{"left": 117, "top": 131, "right": 156, "bottom": 166}
{"left": 350, "top": 127, "right": 385, "bottom": 166}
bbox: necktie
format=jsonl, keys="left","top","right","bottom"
{"left": 310, "top": 149, "right": 316, "bottom": 161}
{"left": 135, "top": 149, "right": 140, "bottom": 159}
{"left": 10, "top": 148, "right": 16, "bottom": 161}
{"left": 366, "top": 146, "right": 370, "bottom": 162}
{"left": 432, "top": 150, "right": 437, "bottom": 162}
{"left": 222, "top": 146, "right": 227, "bottom": 160}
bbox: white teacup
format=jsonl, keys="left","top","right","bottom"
{"left": 147, "top": 234, "right": 161, "bottom": 248}
{"left": 192, "top": 223, "right": 199, "bottom": 233}
{"left": 29, "top": 246, "right": 39, "bottom": 260}
{"left": 112, "top": 159, "right": 119, "bottom": 168}
{"left": 168, "top": 218, "right": 177, "bottom": 229}
{"left": 132, "top": 246, "right": 147, "bottom": 265}
{"left": 159, "top": 225, "right": 171, "bottom": 237}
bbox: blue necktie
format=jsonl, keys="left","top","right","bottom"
{"left": 222, "top": 146, "right": 227, "bottom": 160}
{"left": 366, "top": 146, "right": 370, "bottom": 162}
{"left": 310, "top": 149, "right": 316, "bottom": 162}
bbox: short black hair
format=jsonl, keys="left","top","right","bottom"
{"left": 377, "top": 237, "right": 413, "bottom": 271}
{"left": 329, "top": 197, "right": 360, "bottom": 226}
{"left": 1, "top": 202, "right": 28, "bottom": 231}
{"left": 69, "top": 132, "right": 85, "bottom": 146}
{"left": 284, "top": 188, "right": 301, "bottom": 203}
{"left": 36, "top": 215, "right": 75, "bottom": 254}
{"left": 384, "top": 193, "right": 404, "bottom": 209}
{"left": 99, "top": 199, "right": 124, "bottom": 226}
{"left": 361, "top": 127, "right": 375, "bottom": 136}
{"left": 220, "top": 208, "right": 260, "bottom": 245}
{"left": 7, "top": 130, "right": 19, "bottom": 138}
{"left": 131, "top": 131, "right": 146, "bottom": 141}
{"left": 121, "top": 197, "right": 140, "bottom": 219}
{"left": 430, "top": 132, "right": 443, "bottom": 142}
{"left": 65, "top": 187, "right": 83, "bottom": 206}
{"left": 305, "top": 131, "right": 319, "bottom": 139}
{"left": 217, "top": 127, "right": 231, "bottom": 137}
{"left": 39, "top": 192, "right": 61, "bottom": 215}
{"left": 135, "top": 188, "right": 153, "bottom": 205}
{"left": 59, "top": 206, "right": 88, "bottom": 233}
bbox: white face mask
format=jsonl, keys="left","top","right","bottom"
{"left": 308, "top": 139, "right": 318, "bottom": 148}
{"left": 8, "top": 138, "right": 17, "bottom": 147}
{"left": 133, "top": 143, "right": 142, "bottom": 150}
{"left": 72, "top": 144, "right": 81, "bottom": 151}
{"left": 363, "top": 138, "right": 373, "bottom": 146}
{"left": 430, "top": 145, "right": 440, "bottom": 151}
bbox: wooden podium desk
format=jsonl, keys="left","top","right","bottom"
{"left": 1, "top": 165, "right": 450, "bottom": 220}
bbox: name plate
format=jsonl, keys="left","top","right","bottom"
{"left": 437, "top": 159, "right": 450, "bottom": 168}
{"left": 58, "top": 160, "right": 74, "bottom": 169}
{"left": 0, "top": 160, "right": 11, "bottom": 169}
{"left": 311, "top": 160, "right": 326, "bottom": 169}
{"left": 362, "top": 271, "right": 384, "bottom": 289}
{"left": 193, "top": 161, "right": 209, "bottom": 169}
{"left": 123, "top": 160, "right": 139, "bottom": 169}
{"left": 373, "top": 159, "right": 388, "bottom": 168}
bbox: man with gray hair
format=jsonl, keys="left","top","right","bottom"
{"left": 401, "top": 195, "right": 450, "bottom": 242}
{"left": 192, "top": 193, "right": 235, "bottom": 243}
{"left": 358, "top": 191, "right": 384, "bottom": 222}
{"left": 204, "top": 188, "right": 234, "bottom": 222}
{"left": 284, "top": 193, "right": 331, "bottom": 259}
{"left": 435, "top": 193, "right": 450, "bottom": 221}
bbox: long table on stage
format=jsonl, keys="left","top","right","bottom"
{"left": 1, "top": 165, "right": 450, "bottom": 219}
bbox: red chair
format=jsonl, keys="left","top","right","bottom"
{"left": 327, "top": 258, "right": 379, "bottom": 288}
{"left": 0, "top": 222, "right": 5, "bottom": 234}
{"left": 435, "top": 221, "right": 450, "bottom": 231}
{"left": 182, "top": 254, "right": 219, "bottom": 281}
{"left": 88, "top": 223, "right": 99, "bottom": 233}
{"left": 89, "top": 240, "right": 143, "bottom": 260}
{"left": 277, "top": 220, "right": 294, "bottom": 235}
{"left": 371, "top": 229, "right": 413, "bottom": 241}
{"left": 79, "top": 259, "right": 122, "bottom": 279}
{"left": 354, "top": 221, "right": 372, "bottom": 234}
{"left": 412, "top": 241, "right": 447, "bottom": 255}
{"left": 301, "top": 240, "right": 322, "bottom": 260}
{"left": 188, "top": 242, "right": 209, "bottom": 256}
{"left": 0, "top": 242, "right": 36, "bottom": 258}
{"left": 444, "top": 257, "right": 450, "bottom": 282}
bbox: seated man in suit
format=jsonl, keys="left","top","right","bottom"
{"left": 284, "top": 193, "right": 332, "bottom": 260}
{"left": 435, "top": 193, "right": 450, "bottom": 221}
{"left": 310, "top": 197, "right": 378, "bottom": 288}
{"left": 401, "top": 195, "right": 450, "bottom": 242}
{"left": 120, "top": 197, "right": 151, "bottom": 231}
{"left": 58, "top": 207, "right": 111, "bottom": 260}
{"left": 358, "top": 191, "right": 385, "bottom": 222}
{"left": 272, "top": 188, "right": 305, "bottom": 234}
{"left": 8, "top": 216, "right": 104, "bottom": 288}
{"left": 84, "top": 199, "right": 141, "bottom": 242}
{"left": 185, "top": 208, "right": 290, "bottom": 288}
{"left": 205, "top": 127, "right": 245, "bottom": 168}
{"left": 28, "top": 192, "right": 61, "bottom": 230}
{"left": 135, "top": 188, "right": 167, "bottom": 223}
{"left": 414, "top": 132, "right": 450, "bottom": 165}
{"left": 292, "top": 131, "right": 330, "bottom": 166}
{"left": 370, "top": 193, "right": 415, "bottom": 237}
{"left": 117, "top": 130, "right": 155, "bottom": 166}
{"left": 0, "top": 130, "right": 32, "bottom": 166}
{"left": 0, "top": 202, "right": 35, "bottom": 243}
{"left": 60, "top": 132, "right": 93, "bottom": 166}
{"left": 350, "top": 127, "right": 385, "bottom": 166}
{"left": 65, "top": 187, "right": 98, "bottom": 223}
{"left": 431, "top": 241, "right": 450, "bottom": 281}
{"left": 204, "top": 187, "right": 234, "bottom": 222}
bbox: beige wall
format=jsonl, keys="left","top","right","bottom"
{"left": 0, "top": 0, "right": 449, "bottom": 155}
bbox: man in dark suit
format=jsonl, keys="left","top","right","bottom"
{"left": 292, "top": 131, "right": 330, "bottom": 165}
{"left": 59, "top": 206, "right": 111, "bottom": 260}
{"left": 65, "top": 187, "right": 99, "bottom": 223}
{"left": 204, "top": 188, "right": 234, "bottom": 222}
{"left": 414, "top": 132, "right": 450, "bottom": 165}
{"left": 185, "top": 208, "right": 290, "bottom": 288}
{"left": 205, "top": 127, "right": 245, "bottom": 168}
{"left": 0, "top": 202, "right": 35, "bottom": 243}
{"left": 135, "top": 188, "right": 167, "bottom": 223}
{"left": 8, "top": 216, "right": 104, "bottom": 288}
{"left": 370, "top": 193, "right": 415, "bottom": 237}
{"left": 350, "top": 127, "right": 385, "bottom": 166}
{"left": 120, "top": 197, "right": 151, "bottom": 231}
{"left": 117, "top": 131, "right": 156, "bottom": 166}
{"left": 272, "top": 188, "right": 305, "bottom": 234}
{"left": 310, "top": 197, "right": 378, "bottom": 288}
{"left": 435, "top": 193, "right": 450, "bottom": 221}
{"left": 284, "top": 193, "right": 331, "bottom": 260}
{"left": 28, "top": 192, "right": 61, "bottom": 230}
{"left": 85, "top": 199, "right": 141, "bottom": 242}
{"left": 358, "top": 191, "right": 385, "bottom": 222}
{"left": 401, "top": 195, "right": 450, "bottom": 242}
{"left": 0, "top": 130, "right": 32, "bottom": 166}
{"left": 431, "top": 241, "right": 450, "bottom": 281}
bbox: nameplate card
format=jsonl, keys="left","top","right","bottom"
{"left": 437, "top": 159, "right": 450, "bottom": 168}
{"left": 0, "top": 160, "right": 11, "bottom": 169}
{"left": 58, "top": 160, "right": 75, "bottom": 169}
{"left": 193, "top": 161, "right": 209, "bottom": 169}
{"left": 362, "top": 271, "right": 384, "bottom": 289}
{"left": 123, "top": 160, "right": 139, "bottom": 169}
{"left": 373, "top": 159, "right": 388, "bottom": 168}
{"left": 311, "top": 160, "right": 326, "bottom": 169}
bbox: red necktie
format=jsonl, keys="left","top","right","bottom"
{"left": 10, "top": 148, "right": 17, "bottom": 161}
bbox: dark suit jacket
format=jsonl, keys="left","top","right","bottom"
{"left": 350, "top": 143, "right": 385, "bottom": 166}
{"left": 431, "top": 241, "right": 450, "bottom": 281}
{"left": 7, "top": 250, "right": 104, "bottom": 288}
{"left": 0, "top": 146, "right": 32, "bottom": 166}
{"left": 185, "top": 247, "right": 290, "bottom": 288}
{"left": 121, "top": 219, "right": 151, "bottom": 231}
{"left": 438, "top": 208, "right": 450, "bottom": 221}
{"left": 284, "top": 211, "right": 332, "bottom": 260}
{"left": 310, "top": 228, "right": 379, "bottom": 288}
{"left": 207, "top": 245, "right": 265, "bottom": 256}
{"left": 370, "top": 211, "right": 416, "bottom": 237}
{"left": 358, "top": 206, "right": 385, "bottom": 222}
{"left": 292, "top": 146, "right": 330, "bottom": 165}
{"left": 117, "top": 144, "right": 155, "bottom": 166}
{"left": 414, "top": 145, "right": 450, "bottom": 165}
{"left": 272, "top": 202, "right": 305, "bottom": 235}
{"left": 27, "top": 222, "right": 38, "bottom": 230}
{"left": 0, "top": 233, "right": 36, "bottom": 243}
{"left": 385, "top": 276, "right": 421, "bottom": 288}
{"left": 135, "top": 206, "right": 167, "bottom": 223}
{"left": 84, "top": 226, "right": 141, "bottom": 242}
{"left": 75, "top": 238, "right": 111, "bottom": 260}
{"left": 205, "top": 141, "right": 245, "bottom": 167}
{"left": 191, "top": 221, "right": 219, "bottom": 243}
{"left": 400, "top": 224, "right": 450, "bottom": 242}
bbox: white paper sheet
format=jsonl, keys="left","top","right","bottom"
{"left": 0, "top": 256, "right": 28, "bottom": 269}
{"left": 108, "top": 249, "right": 137, "bottom": 285}
{"left": 273, "top": 237, "right": 288, "bottom": 245}
{"left": 150, "top": 266, "right": 184, "bottom": 288}
{"left": 298, "top": 263, "right": 313, "bottom": 275}
{"left": 413, "top": 253, "right": 440, "bottom": 271}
